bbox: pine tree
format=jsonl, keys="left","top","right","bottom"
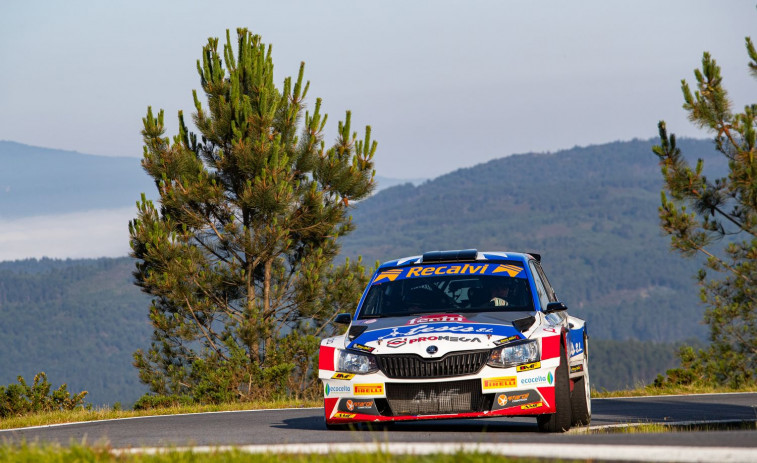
{"left": 653, "top": 38, "right": 757, "bottom": 387}
{"left": 129, "top": 29, "right": 376, "bottom": 402}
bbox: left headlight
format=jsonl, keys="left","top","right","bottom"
{"left": 488, "top": 340, "right": 539, "bottom": 368}
{"left": 337, "top": 349, "right": 379, "bottom": 374}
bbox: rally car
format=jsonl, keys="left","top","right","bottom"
{"left": 319, "top": 249, "right": 590, "bottom": 432}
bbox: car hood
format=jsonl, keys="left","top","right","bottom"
{"left": 345, "top": 312, "right": 536, "bottom": 357}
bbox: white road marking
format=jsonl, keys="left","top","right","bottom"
{"left": 113, "top": 442, "right": 757, "bottom": 463}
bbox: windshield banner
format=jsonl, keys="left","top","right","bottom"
{"left": 372, "top": 263, "right": 524, "bottom": 285}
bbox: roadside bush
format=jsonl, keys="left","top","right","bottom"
{"left": 0, "top": 372, "right": 88, "bottom": 418}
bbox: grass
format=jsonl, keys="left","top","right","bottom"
{"left": 576, "top": 420, "right": 756, "bottom": 434}
{"left": 591, "top": 383, "right": 757, "bottom": 398}
{"left": 0, "top": 399, "right": 321, "bottom": 431}
{"left": 0, "top": 444, "right": 588, "bottom": 463}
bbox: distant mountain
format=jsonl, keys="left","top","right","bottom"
{"left": 340, "top": 138, "right": 726, "bottom": 343}
{"left": 0, "top": 141, "right": 155, "bottom": 218}
{"left": 374, "top": 175, "right": 427, "bottom": 190}
{"left": 0, "top": 141, "right": 424, "bottom": 219}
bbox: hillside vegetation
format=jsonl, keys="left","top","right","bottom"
{"left": 341, "top": 138, "right": 724, "bottom": 342}
{"left": 0, "top": 138, "right": 723, "bottom": 404}
{"left": 0, "top": 258, "right": 151, "bottom": 405}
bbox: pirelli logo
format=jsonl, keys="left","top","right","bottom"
{"left": 331, "top": 372, "right": 355, "bottom": 380}
{"left": 353, "top": 384, "right": 384, "bottom": 395}
{"left": 521, "top": 402, "right": 543, "bottom": 410}
{"left": 516, "top": 362, "right": 541, "bottom": 372}
{"left": 482, "top": 376, "right": 517, "bottom": 390}
{"left": 333, "top": 412, "right": 356, "bottom": 419}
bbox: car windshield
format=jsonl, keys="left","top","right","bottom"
{"left": 358, "top": 262, "right": 534, "bottom": 318}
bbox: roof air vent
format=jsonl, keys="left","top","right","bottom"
{"left": 421, "top": 249, "right": 478, "bottom": 263}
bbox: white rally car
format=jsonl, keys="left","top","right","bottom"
{"left": 319, "top": 250, "right": 590, "bottom": 432}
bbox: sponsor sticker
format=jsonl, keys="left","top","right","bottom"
{"left": 493, "top": 335, "right": 522, "bottom": 346}
{"left": 373, "top": 269, "right": 403, "bottom": 283}
{"left": 519, "top": 371, "right": 554, "bottom": 387}
{"left": 324, "top": 384, "right": 351, "bottom": 396}
{"left": 387, "top": 335, "right": 483, "bottom": 348}
{"left": 354, "top": 384, "right": 384, "bottom": 395}
{"left": 492, "top": 390, "right": 541, "bottom": 410}
{"left": 520, "top": 402, "right": 543, "bottom": 410}
{"left": 516, "top": 362, "right": 541, "bottom": 372}
{"left": 350, "top": 344, "right": 375, "bottom": 353}
{"left": 387, "top": 338, "right": 407, "bottom": 348}
{"left": 492, "top": 264, "right": 523, "bottom": 277}
{"left": 482, "top": 376, "right": 517, "bottom": 390}
{"left": 407, "top": 314, "right": 469, "bottom": 325}
{"left": 371, "top": 263, "right": 526, "bottom": 286}
{"left": 331, "top": 372, "right": 355, "bottom": 380}
{"left": 379, "top": 324, "right": 495, "bottom": 340}
{"left": 570, "top": 364, "right": 584, "bottom": 373}
{"left": 345, "top": 399, "right": 374, "bottom": 411}
{"left": 570, "top": 341, "right": 584, "bottom": 356}
{"left": 333, "top": 412, "right": 356, "bottom": 419}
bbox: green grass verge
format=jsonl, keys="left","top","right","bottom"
{"left": 591, "top": 383, "right": 757, "bottom": 398}
{"left": 578, "top": 420, "right": 756, "bottom": 434}
{"left": 0, "top": 444, "right": 586, "bottom": 463}
{"left": 0, "top": 399, "right": 321, "bottom": 431}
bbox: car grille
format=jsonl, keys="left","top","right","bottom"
{"left": 376, "top": 350, "right": 489, "bottom": 379}
{"left": 385, "top": 379, "right": 484, "bottom": 416}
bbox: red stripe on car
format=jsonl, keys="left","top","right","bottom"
{"left": 541, "top": 335, "right": 560, "bottom": 360}
{"left": 319, "top": 346, "right": 335, "bottom": 371}
{"left": 324, "top": 397, "right": 338, "bottom": 418}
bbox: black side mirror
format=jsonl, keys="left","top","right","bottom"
{"left": 545, "top": 302, "right": 568, "bottom": 314}
{"left": 334, "top": 313, "right": 352, "bottom": 325}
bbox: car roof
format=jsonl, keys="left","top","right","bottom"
{"left": 377, "top": 250, "right": 539, "bottom": 270}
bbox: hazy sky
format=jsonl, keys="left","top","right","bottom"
{"left": 1, "top": 1, "right": 755, "bottom": 180}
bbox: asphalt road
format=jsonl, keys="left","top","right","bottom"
{"left": 1, "top": 393, "right": 755, "bottom": 449}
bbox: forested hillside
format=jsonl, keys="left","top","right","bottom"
{"left": 0, "top": 258, "right": 151, "bottom": 405}
{"left": 341, "top": 138, "right": 724, "bottom": 343}
{"left": 0, "top": 138, "right": 723, "bottom": 404}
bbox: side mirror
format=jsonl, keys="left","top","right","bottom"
{"left": 334, "top": 313, "right": 352, "bottom": 325}
{"left": 545, "top": 302, "right": 568, "bottom": 314}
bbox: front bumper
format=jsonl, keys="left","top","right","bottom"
{"left": 321, "top": 363, "right": 558, "bottom": 424}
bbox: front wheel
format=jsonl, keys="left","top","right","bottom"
{"left": 537, "top": 342, "right": 572, "bottom": 432}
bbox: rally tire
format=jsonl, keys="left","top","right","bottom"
{"left": 537, "top": 341, "right": 572, "bottom": 432}
{"left": 570, "top": 336, "right": 591, "bottom": 426}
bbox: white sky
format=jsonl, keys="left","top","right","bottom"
{"left": 1, "top": 0, "right": 755, "bottom": 179}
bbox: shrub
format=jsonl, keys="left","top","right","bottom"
{"left": 0, "top": 372, "right": 87, "bottom": 418}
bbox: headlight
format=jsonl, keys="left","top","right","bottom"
{"left": 488, "top": 340, "right": 539, "bottom": 368}
{"left": 337, "top": 349, "right": 378, "bottom": 374}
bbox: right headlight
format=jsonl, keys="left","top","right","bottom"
{"left": 336, "top": 349, "right": 378, "bottom": 374}
{"left": 487, "top": 340, "right": 539, "bottom": 368}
